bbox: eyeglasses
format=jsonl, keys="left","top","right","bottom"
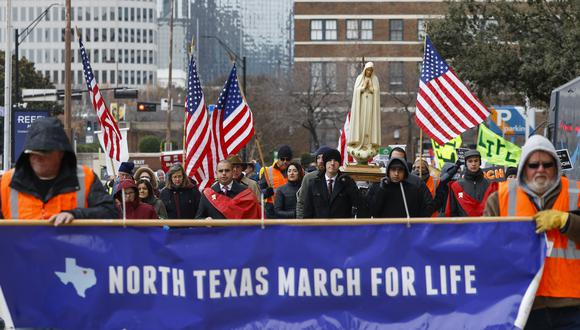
{"left": 527, "top": 162, "right": 555, "bottom": 169}
{"left": 280, "top": 157, "right": 291, "bottom": 162}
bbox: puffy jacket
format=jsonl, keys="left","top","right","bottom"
{"left": 274, "top": 181, "right": 300, "bottom": 218}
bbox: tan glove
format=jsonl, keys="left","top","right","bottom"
{"left": 533, "top": 210, "right": 569, "bottom": 234}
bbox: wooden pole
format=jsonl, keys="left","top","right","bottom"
{"left": 254, "top": 136, "right": 272, "bottom": 187}
{"left": 0, "top": 217, "right": 532, "bottom": 227}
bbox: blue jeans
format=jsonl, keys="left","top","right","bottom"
{"left": 525, "top": 306, "right": 580, "bottom": 330}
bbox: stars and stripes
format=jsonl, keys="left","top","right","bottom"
{"left": 79, "top": 38, "right": 125, "bottom": 163}
{"left": 337, "top": 112, "right": 354, "bottom": 166}
{"left": 215, "top": 64, "right": 254, "bottom": 156}
{"left": 415, "top": 36, "right": 490, "bottom": 145}
{"left": 183, "top": 56, "right": 211, "bottom": 184}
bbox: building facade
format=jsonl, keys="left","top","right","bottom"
{"left": 293, "top": 0, "right": 447, "bottom": 149}
{"left": 0, "top": 0, "right": 158, "bottom": 90}
{"left": 157, "top": 0, "right": 191, "bottom": 88}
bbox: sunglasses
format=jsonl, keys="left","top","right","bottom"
{"left": 280, "top": 157, "right": 291, "bottom": 162}
{"left": 527, "top": 162, "right": 555, "bottom": 169}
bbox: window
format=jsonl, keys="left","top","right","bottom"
{"left": 77, "top": 7, "right": 83, "bottom": 21}
{"left": 324, "top": 20, "right": 337, "bottom": 40}
{"left": 390, "top": 20, "right": 404, "bottom": 41}
{"left": 346, "top": 63, "right": 359, "bottom": 93}
{"left": 361, "top": 20, "right": 373, "bottom": 40}
{"left": 310, "top": 62, "right": 336, "bottom": 92}
{"left": 417, "top": 19, "right": 426, "bottom": 40}
{"left": 311, "top": 20, "right": 323, "bottom": 40}
{"left": 346, "top": 20, "right": 358, "bottom": 40}
{"left": 348, "top": 20, "right": 373, "bottom": 40}
{"left": 102, "top": 70, "right": 107, "bottom": 84}
{"left": 93, "top": 28, "right": 99, "bottom": 42}
{"left": 110, "top": 70, "right": 115, "bottom": 84}
{"left": 110, "top": 28, "right": 115, "bottom": 42}
{"left": 389, "top": 62, "right": 404, "bottom": 91}
{"left": 310, "top": 20, "right": 337, "bottom": 41}
{"left": 94, "top": 7, "right": 99, "bottom": 21}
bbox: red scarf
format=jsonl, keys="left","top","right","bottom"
{"left": 445, "top": 181, "right": 498, "bottom": 217}
{"left": 203, "top": 187, "right": 261, "bottom": 219}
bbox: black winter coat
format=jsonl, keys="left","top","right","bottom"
{"left": 195, "top": 181, "right": 247, "bottom": 219}
{"left": 274, "top": 181, "right": 300, "bottom": 218}
{"left": 160, "top": 184, "right": 201, "bottom": 219}
{"left": 302, "top": 171, "right": 364, "bottom": 219}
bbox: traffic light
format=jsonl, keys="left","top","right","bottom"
{"left": 137, "top": 102, "right": 156, "bottom": 112}
{"left": 114, "top": 88, "right": 138, "bottom": 99}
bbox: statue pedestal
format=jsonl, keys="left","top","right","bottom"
{"left": 341, "top": 164, "right": 385, "bottom": 182}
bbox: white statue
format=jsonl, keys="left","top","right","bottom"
{"left": 347, "top": 62, "right": 381, "bottom": 164}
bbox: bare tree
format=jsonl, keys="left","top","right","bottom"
{"left": 289, "top": 65, "right": 348, "bottom": 151}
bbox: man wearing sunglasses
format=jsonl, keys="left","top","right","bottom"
{"left": 259, "top": 145, "right": 293, "bottom": 218}
{"left": 484, "top": 135, "right": 580, "bottom": 329}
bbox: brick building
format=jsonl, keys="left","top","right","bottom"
{"left": 293, "top": 0, "right": 448, "bottom": 154}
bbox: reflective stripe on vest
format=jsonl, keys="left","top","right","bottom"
{"left": 7, "top": 166, "right": 87, "bottom": 219}
{"left": 267, "top": 167, "right": 274, "bottom": 187}
{"left": 507, "top": 179, "right": 519, "bottom": 216}
{"left": 569, "top": 180, "right": 578, "bottom": 212}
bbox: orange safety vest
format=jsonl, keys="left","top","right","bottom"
{"left": 1, "top": 166, "right": 93, "bottom": 220}
{"left": 498, "top": 177, "right": 580, "bottom": 299}
{"left": 260, "top": 165, "right": 287, "bottom": 203}
{"left": 425, "top": 176, "right": 439, "bottom": 217}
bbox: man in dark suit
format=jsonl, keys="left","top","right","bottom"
{"left": 301, "top": 149, "right": 364, "bottom": 219}
{"left": 196, "top": 160, "right": 261, "bottom": 219}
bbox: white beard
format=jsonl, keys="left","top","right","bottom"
{"left": 526, "top": 174, "right": 555, "bottom": 195}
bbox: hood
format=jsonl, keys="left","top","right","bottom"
{"left": 114, "top": 179, "right": 138, "bottom": 200}
{"left": 386, "top": 157, "right": 409, "bottom": 178}
{"left": 16, "top": 117, "right": 77, "bottom": 170}
{"left": 517, "top": 135, "right": 561, "bottom": 197}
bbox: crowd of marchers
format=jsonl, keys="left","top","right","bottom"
{"left": 0, "top": 117, "right": 578, "bottom": 329}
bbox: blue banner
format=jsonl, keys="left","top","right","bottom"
{"left": 0, "top": 222, "right": 545, "bottom": 329}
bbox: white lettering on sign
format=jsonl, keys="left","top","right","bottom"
{"left": 495, "top": 109, "right": 512, "bottom": 126}
{"left": 17, "top": 115, "right": 45, "bottom": 124}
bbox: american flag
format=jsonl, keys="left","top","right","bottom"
{"left": 337, "top": 112, "right": 354, "bottom": 165}
{"left": 193, "top": 105, "right": 227, "bottom": 190}
{"left": 183, "top": 56, "right": 211, "bottom": 184}
{"left": 79, "top": 38, "right": 124, "bottom": 162}
{"left": 215, "top": 64, "right": 254, "bottom": 155}
{"left": 415, "top": 36, "right": 490, "bottom": 145}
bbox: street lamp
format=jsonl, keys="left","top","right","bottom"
{"left": 14, "top": 3, "right": 62, "bottom": 104}
{"left": 202, "top": 35, "right": 247, "bottom": 97}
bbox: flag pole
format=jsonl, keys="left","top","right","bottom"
{"left": 254, "top": 136, "right": 272, "bottom": 187}
{"left": 183, "top": 37, "right": 195, "bottom": 168}
{"left": 418, "top": 28, "right": 428, "bottom": 175}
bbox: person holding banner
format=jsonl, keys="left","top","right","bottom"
{"left": 302, "top": 149, "right": 365, "bottom": 219}
{"left": 484, "top": 135, "right": 580, "bottom": 329}
{"left": 160, "top": 164, "right": 201, "bottom": 219}
{"left": 196, "top": 160, "right": 261, "bottom": 219}
{"left": 0, "top": 117, "right": 117, "bottom": 224}
{"left": 445, "top": 150, "right": 497, "bottom": 217}
{"left": 371, "top": 158, "right": 433, "bottom": 218}
{"left": 296, "top": 146, "right": 332, "bottom": 219}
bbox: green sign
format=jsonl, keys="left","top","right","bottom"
{"left": 431, "top": 136, "right": 462, "bottom": 168}
{"left": 477, "top": 124, "right": 521, "bottom": 166}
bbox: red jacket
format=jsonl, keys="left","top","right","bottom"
{"left": 115, "top": 180, "right": 158, "bottom": 219}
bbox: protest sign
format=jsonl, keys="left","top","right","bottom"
{"left": 477, "top": 124, "right": 521, "bottom": 166}
{"left": 556, "top": 149, "right": 572, "bottom": 170}
{"left": 431, "top": 136, "right": 462, "bottom": 168}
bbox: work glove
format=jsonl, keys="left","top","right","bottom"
{"left": 263, "top": 187, "right": 275, "bottom": 198}
{"left": 533, "top": 210, "right": 569, "bottom": 234}
{"left": 380, "top": 177, "right": 391, "bottom": 189}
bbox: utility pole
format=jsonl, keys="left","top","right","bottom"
{"left": 3, "top": 0, "right": 12, "bottom": 170}
{"left": 64, "top": 0, "right": 72, "bottom": 141}
{"left": 165, "top": 0, "right": 174, "bottom": 151}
